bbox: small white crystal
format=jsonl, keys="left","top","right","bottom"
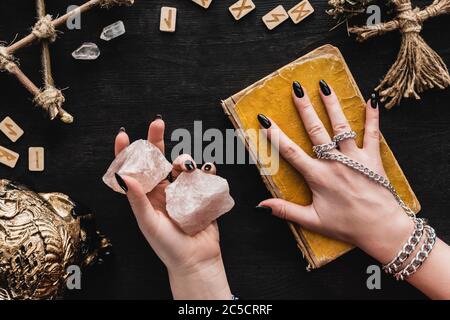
{"left": 72, "top": 42, "right": 100, "bottom": 60}
{"left": 165, "top": 170, "right": 235, "bottom": 235}
{"left": 103, "top": 140, "right": 173, "bottom": 194}
{"left": 100, "top": 21, "right": 126, "bottom": 41}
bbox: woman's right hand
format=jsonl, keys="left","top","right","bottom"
{"left": 256, "top": 80, "right": 450, "bottom": 299}
{"left": 256, "top": 80, "right": 413, "bottom": 264}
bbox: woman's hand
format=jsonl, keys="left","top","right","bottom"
{"left": 113, "top": 118, "right": 231, "bottom": 300}
{"left": 256, "top": 80, "right": 414, "bottom": 264}
{"left": 257, "top": 80, "right": 450, "bottom": 299}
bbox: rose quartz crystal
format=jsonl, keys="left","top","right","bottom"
{"left": 103, "top": 139, "right": 172, "bottom": 194}
{"left": 165, "top": 170, "right": 235, "bottom": 235}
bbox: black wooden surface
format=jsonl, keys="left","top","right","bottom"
{"left": 0, "top": 0, "right": 449, "bottom": 300}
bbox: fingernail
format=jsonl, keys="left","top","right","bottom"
{"left": 204, "top": 164, "right": 212, "bottom": 171}
{"left": 185, "top": 160, "right": 195, "bottom": 171}
{"left": 370, "top": 93, "right": 378, "bottom": 109}
{"left": 119, "top": 127, "right": 126, "bottom": 133}
{"left": 293, "top": 81, "right": 304, "bottom": 98}
{"left": 154, "top": 114, "right": 162, "bottom": 121}
{"left": 319, "top": 80, "right": 332, "bottom": 96}
{"left": 257, "top": 114, "right": 271, "bottom": 129}
{"left": 115, "top": 173, "right": 128, "bottom": 193}
{"left": 254, "top": 205, "right": 272, "bottom": 214}
{"left": 166, "top": 172, "right": 174, "bottom": 183}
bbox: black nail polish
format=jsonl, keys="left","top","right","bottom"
{"left": 154, "top": 114, "right": 162, "bottom": 121}
{"left": 319, "top": 80, "right": 332, "bottom": 96}
{"left": 254, "top": 206, "right": 272, "bottom": 214}
{"left": 204, "top": 164, "right": 212, "bottom": 171}
{"left": 185, "top": 160, "right": 195, "bottom": 171}
{"left": 293, "top": 81, "right": 304, "bottom": 98}
{"left": 257, "top": 114, "right": 271, "bottom": 129}
{"left": 115, "top": 173, "right": 128, "bottom": 193}
{"left": 166, "top": 172, "right": 174, "bottom": 183}
{"left": 370, "top": 93, "right": 378, "bottom": 109}
{"left": 119, "top": 127, "right": 126, "bottom": 133}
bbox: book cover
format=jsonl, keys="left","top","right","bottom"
{"left": 221, "top": 45, "right": 420, "bottom": 269}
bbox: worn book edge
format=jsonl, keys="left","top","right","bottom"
{"left": 221, "top": 44, "right": 420, "bottom": 269}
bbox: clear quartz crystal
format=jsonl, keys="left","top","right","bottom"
{"left": 100, "top": 21, "right": 126, "bottom": 41}
{"left": 72, "top": 42, "right": 100, "bottom": 60}
{"left": 165, "top": 170, "right": 235, "bottom": 235}
{"left": 103, "top": 140, "right": 173, "bottom": 194}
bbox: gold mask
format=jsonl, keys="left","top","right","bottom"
{"left": 0, "top": 179, "right": 111, "bottom": 300}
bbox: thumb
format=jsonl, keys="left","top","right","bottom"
{"left": 116, "top": 174, "right": 158, "bottom": 232}
{"left": 257, "top": 198, "right": 320, "bottom": 230}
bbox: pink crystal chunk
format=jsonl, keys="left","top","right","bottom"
{"left": 165, "top": 170, "right": 235, "bottom": 235}
{"left": 103, "top": 139, "right": 172, "bottom": 194}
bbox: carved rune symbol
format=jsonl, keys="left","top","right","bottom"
{"left": 231, "top": 0, "right": 252, "bottom": 19}
{"left": 266, "top": 13, "right": 286, "bottom": 23}
{"left": 4, "top": 123, "right": 17, "bottom": 137}
{"left": 164, "top": 9, "right": 173, "bottom": 28}
{"left": 291, "top": 2, "right": 310, "bottom": 21}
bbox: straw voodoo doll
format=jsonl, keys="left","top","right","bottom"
{"left": 349, "top": 0, "right": 450, "bottom": 109}
{"left": 0, "top": 0, "right": 134, "bottom": 123}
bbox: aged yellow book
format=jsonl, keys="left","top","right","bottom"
{"left": 221, "top": 45, "right": 420, "bottom": 269}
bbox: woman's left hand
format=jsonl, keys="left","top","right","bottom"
{"left": 114, "top": 117, "right": 231, "bottom": 300}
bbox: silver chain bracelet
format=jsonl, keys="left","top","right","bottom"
{"left": 382, "top": 218, "right": 425, "bottom": 274}
{"left": 394, "top": 225, "right": 437, "bottom": 281}
{"left": 313, "top": 131, "right": 436, "bottom": 280}
{"left": 313, "top": 131, "right": 415, "bottom": 217}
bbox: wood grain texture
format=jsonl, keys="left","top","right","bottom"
{"left": 28, "top": 147, "right": 44, "bottom": 171}
{"left": 288, "top": 0, "right": 314, "bottom": 25}
{"left": 0, "top": 0, "right": 448, "bottom": 299}
{"left": 262, "top": 5, "right": 289, "bottom": 30}
{"left": 0, "top": 116, "right": 24, "bottom": 142}
{"left": 160, "top": 7, "right": 176, "bottom": 33}
{"left": 229, "top": 0, "right": 256, "bottom": 21}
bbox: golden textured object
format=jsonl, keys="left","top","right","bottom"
{"left": 0, "top": 179, "right": 111, "bottom": 300}
{"left": 222, "top": 45, "right": 420, "bottom": 269}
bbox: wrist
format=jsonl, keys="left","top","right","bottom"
{"left": 357, "top": 210, "right": 415, "bottom": 264}
{"left": 168, "top": 255, "right": 232, "bottom": 300}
